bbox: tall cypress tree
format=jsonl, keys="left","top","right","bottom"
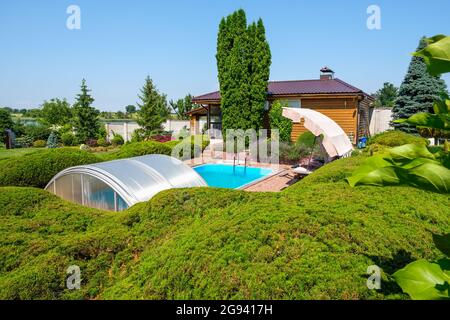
{"left": 249, "top": 19, "right": 271, "bottom": 130}
{"left": 136, "top": 76, "right": 169, "bottom": 134}
{"left": 72, "top": 79, "right": 100, "bottom": 143}
{"left": 216, "top": 10, "right": 271, "bottom": 134}
{"left": 392, "top": 37, "right": 448, "bottom": 133}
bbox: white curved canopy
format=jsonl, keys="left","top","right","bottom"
{"left": 282, "top": 107, "right": 353, "bottom": 157}
{"left": 45, "top": 154, "right": 207, "bottom": 211}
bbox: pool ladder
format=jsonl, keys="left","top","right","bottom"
{"left": 233, "top": 153, "right": 248, "bottom": 173}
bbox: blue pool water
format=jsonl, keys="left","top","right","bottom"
{"left": 194, "top": 164, "right": 273, "bottom": 189}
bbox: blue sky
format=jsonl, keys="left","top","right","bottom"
{"left": 1, "top": 0, "right": 449, "bottom": 111}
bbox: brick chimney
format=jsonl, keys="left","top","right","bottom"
{"left": 320, "top": 66, "right": 334, "bottom": 80}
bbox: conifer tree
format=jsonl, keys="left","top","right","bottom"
{"left": 248, "top": 19, "right": 271, "bottom": 130}
{"left": 392, "top": 37, "right": 448, "bottom": 133}
{"left": 216, "top": 10, "right": 271, "bottom": 134}
{"left": 136, "top": 76, "right": 169, "bottom": 134}
{"left": 72, "top": 79, "right": 100, "bottom": 143}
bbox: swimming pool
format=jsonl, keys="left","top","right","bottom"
{"left": 193, "top": 164, "right": 273, "bottom": 189}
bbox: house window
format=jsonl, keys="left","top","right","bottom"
{"left": 281, "top": 100, "right": 301, "bottom": 108}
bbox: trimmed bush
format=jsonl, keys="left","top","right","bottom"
{"left": 106, "top": 141, "right": 173, "bottom": 160}
{"left": 368, "top": 130, "right": 428, "bottom": 148}
{"left": 32, "top": 140, "right": 47, "bottom": 148}
{"left": 0, "top": 148, "right": 100, "bottom": 188}
{"left": 106, "top": 136, "right": 209, "bottom": 161}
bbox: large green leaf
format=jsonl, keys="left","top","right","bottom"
{"left": 433, "top": 234, "right": 450, "bottom": 257}
{"left": 388, "top": 144, "right": 436, "bottom": 163}
{"left": 393, "top": 259, "right": 450, "bottom": 300}
{"left": 346, "top": 155, "right": 399, "bottom": 187}
{"left": 407, "top": 161, "right": 450, "bottom": 193}
{"left": 346, "top": 166, "right": 401, "bottom": 187}
{"left": 347, "top": 144, "right": 450, "bottom": 193}
{"left": 413, "top": 35, "right": 450, "bottom": 76}
{"left": 394, "top": 113, "right": 450, "bottom": 131}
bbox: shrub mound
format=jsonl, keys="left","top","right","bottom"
{"left": 0, "top": 148, "right": 100, "bottom": 188}
{"left": 107, "top": 136, "right": 210, "bottom": 161}
{"left": 368, "top": 130, "right": 428, "bottom": 148}
{"left": 0, "top": 156, "right": 449, "bottom": 300}
{"left": 105, "top": 141, "right": 173, "bottom": 160}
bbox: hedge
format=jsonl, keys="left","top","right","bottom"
{"left": 107, "top": 136, "right": 210, "bottom": 161}
{"left": 368, "top": 130, "right": 428, "bottom": 148}
{"left": 0, "top": 137, "right": 211, "bottom": 189}
{"left": 0, "top": 155, "right": 449, "bottom": 299}
{"left": 0, "top": 148, "right": 100, "bottom": 188}
{"left": 104, "top": 141, "right": 173, "bottom": 160}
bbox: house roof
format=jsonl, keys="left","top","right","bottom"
{"left": 192, "top": 78, "right": 369, "bottom": 103}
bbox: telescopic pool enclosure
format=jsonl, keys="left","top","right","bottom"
{"left": 45, "top": 154, "right": 207, "bottom": 211}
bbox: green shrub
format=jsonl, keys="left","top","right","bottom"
{"left": 0, "top": 148, "right": 100, "bottom": 188}
{"left": 279, "top": 141, "right": 310, "bottom": 162}
{"left": 169, "top": 140, "right": 202, "bottom": 160}
{"left": 368, "top": 130, "right": 428, "bottom": 148}
{"left": 106, "top": 136, "right": 209, "bottom": 161}
{"left": 96, "top": 137, "right": 109, "bottom": 147}
{"left": 23, "top": 124, "right": 51, "bottom": 141}
{"left": 185, "top": 135, "right": 210, "bottom": 151}
{"left": 296, "top": 131, "right": 317, "bottom": 147}
{"left": 269, "top": 101, "right": 293, "bottom": 142}
{"left": 14, "top": 136, "right": 33, "bottom": 148}
{"left": 111, "top": 133, "right": 124, "bottom": 146}
{"left": 32, "top": 140, "right": 47, "bottom": 148}
{"left": 130, "top": 128, "right": 146, "bottom": 143}
{"left": 61, "top": 132, "right": 76, "bottom": 146}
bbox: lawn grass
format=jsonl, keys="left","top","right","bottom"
{"left": 0, "top": 147, "right": 42, "bottom": 159}
{"left": 0, "top": 155, "right": 448, "bottom": 300}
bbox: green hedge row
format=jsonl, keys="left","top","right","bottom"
{"left": 103, "top": 136, "right": 209, "bottom": 161}
{"left": 0, "top": 137, "right": 211, "bottom": 188}
{"left": 104, "top": 141, "right": 173, "bottom": 160}
{"left": 0, "top": 148, "right": 100, "bottom": 188}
